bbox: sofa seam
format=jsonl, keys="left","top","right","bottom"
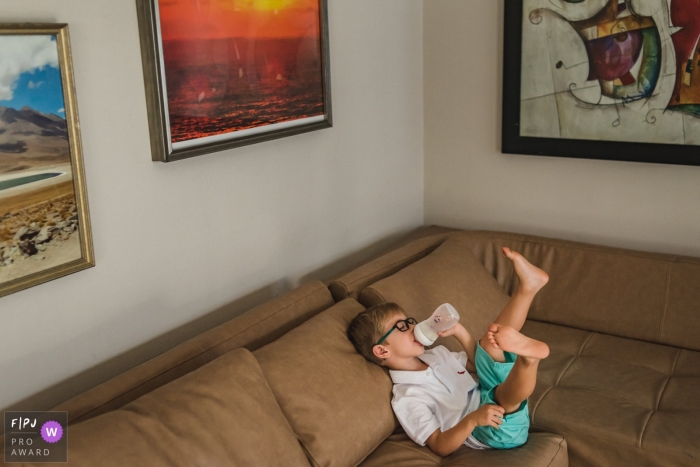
{"left": 531, "top": 422, "right": 694, "bottom": 464}
{"left": 363, "top": 287, "right": 388, "bottom": 305}
{"left": 552, "top": 333, "right": 592, "bottom": 387}
{"left": 531, "top": 319, "right": 693, "bottom": 355}
{"left": 670, "top": 347, "right": 682, "bottom": 377}
{"left": 68, "top": 284, "right": 330, "bottom": 423}
{"left": 639, "top": 348, "right": 683, "bottom": 449}
{"left": 328, "top": 280, "right": 349, "bottom": 298}
{"left": 553, "top": 385, "right": 650, "bottom": 408}
{"left": 382, "top": 440, "right": 441, "bottom": 466}
{"left": 578, "top": 331, "right": 595, "bottom": 355}
{"left": 638, "top": 411, "right": 655, "bottom": 449}
{"left": 554, "top": 355, "right": 578, "bottom": 388}
{"left": 530, "top": 385, "right": 554, "bottom": 424}
{"left": 659, "top": 262, "right": 672, "bottom": 342}
{"left": 545, "top": 438, "right": 567, "bottom": 467}
{"left": 298, "top": 440, "right": 320, "bottom": 467}
{"left": 655, "top": 349, "right": 682, "bottom": 406}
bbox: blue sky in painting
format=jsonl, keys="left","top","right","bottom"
{"left": 0, "top": 35, "right": 65, "bottom": 118}
{"left": 0, "top": 66, "right": 65, "bottom": 117}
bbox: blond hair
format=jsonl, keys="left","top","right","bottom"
{"left": 347, "top": 302, "right": 404, "bottom": 364}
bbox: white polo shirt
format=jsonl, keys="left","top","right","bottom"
{"left": 389, "top": 345, "right": 489, "bottom": 450}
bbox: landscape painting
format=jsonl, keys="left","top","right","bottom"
{"left": 0, "top": 25, "right": 93, "bottom": 298}
{"left": 137, "top": 0, "right": 332, "bottom": 162}
{"left": 502, "top": 0, "right": 700, "bottom": 166}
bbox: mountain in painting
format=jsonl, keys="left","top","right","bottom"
{"left": 0, "top": 106, "right": 69, "bottom": 174}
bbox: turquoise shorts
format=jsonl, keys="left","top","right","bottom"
{"left": 471, "top": 342, "right": 530, "bottom": 449}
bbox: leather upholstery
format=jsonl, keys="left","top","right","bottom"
{"left": 359, "top": 432, "right": 568, "bottom": 467}
{"left": 254, "top": 299, "right": 396, "bottom": 467}
{"left": 16, "top": 349, "right": 311, "bottom": 467}
{"left": 7, "top": 227, "right": 700, "bottom": 466}
{"left": 452, "top": 231, "right": 700, "bottom": 352}
{"left": 524, "top": 320, "right": 700, "bottom": 467}
{"left": 352, "top": 230, "right": 700, "bottom": 466}
{"left": 50, "top": 280, "right": 333, "bottom": 426}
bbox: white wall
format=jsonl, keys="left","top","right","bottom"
{"left": 0, "top": 0, "right": 424, "bottom": 412}
{"left": 424, "top": 0, "right": 700, "bottom": 257}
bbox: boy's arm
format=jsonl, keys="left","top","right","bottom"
{"left": 438, "top": 323, "right": 477, "bottom": 366}
{"left": 424, "top": 404, "right": 505, "bottom": 457}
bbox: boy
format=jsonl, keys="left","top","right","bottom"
{"left": 347, "top": 247, "right": 550, "bottom": 456}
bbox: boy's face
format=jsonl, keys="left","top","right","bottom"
{"left": 374, "top": 313, "right": 425, "bottom": 363}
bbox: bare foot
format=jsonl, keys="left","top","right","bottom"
{"left": 502, "top": 247, "right": 549, "bottom": 294}
{"left": 487, "top": 324, "right": 549, "bottom": 360}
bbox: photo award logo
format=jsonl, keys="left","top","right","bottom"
{"left": 4, "top": 411, "right": 67, "bottom": 463}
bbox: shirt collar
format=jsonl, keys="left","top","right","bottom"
{"left": 388, "top": 349, "right": 443, "bottom": 386}
{"left": 417, "top": 350, "right": 443, "bottom": 367}
{"left": 389, "top": 368, "right": 431, "bottom": 385}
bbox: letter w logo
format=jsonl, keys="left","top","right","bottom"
{"left": 46, "top": 427, "right": 58, "bottom": 437}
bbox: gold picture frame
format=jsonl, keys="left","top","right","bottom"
{"left": 0, "top": 24, "right": 94, "bottom": 298}
{"left": 136, "top": 0, "right": 333, "bottom": 162}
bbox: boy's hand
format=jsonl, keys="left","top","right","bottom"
{"left": 437, "top": 322, "right": 468, "bottom": 339}
{"left": 468, "top": 404, "right": 505, "bottom": 429}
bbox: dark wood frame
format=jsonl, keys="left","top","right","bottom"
{"left": 135, "top": 0, "right": 333, "bottom": 163}
{"left": 502, "top": 1, "right": 700, "bottom": 167}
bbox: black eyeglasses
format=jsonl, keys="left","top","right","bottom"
{"left": 376, "top": 318, "right": 418, "bottom": 345}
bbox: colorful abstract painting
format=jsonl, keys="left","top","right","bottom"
{"left": 521, "top": 0, "right": 700, "bottom": 145}
{"left": 137, "top": 0, "right": 332, "bottom": 161}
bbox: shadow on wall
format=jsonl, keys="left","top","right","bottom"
{"left": 298, "top": 227, "right": 420, "bottom": 285}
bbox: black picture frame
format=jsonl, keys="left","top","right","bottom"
{"left": 502, "top": 1, "right": 700, "bottom": 167}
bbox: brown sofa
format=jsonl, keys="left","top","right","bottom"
{"left": 3, "top": 227, "right": 698, "bottom": 466}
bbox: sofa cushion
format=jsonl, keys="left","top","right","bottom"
{"left": 52, "top": 280, "right": 334, "bottom": 426}
{"left": 327, "top": 226, "right": 455, "bottom": 302}
{"left": 347, "top": 228, "right": 700, "bottom": 352}
{"left": 359, "top": 235, "right": 511, "bottom": 349}
{"left": 254, "top": 299, "right": 395, "bottom": 467}
{"left": 446, "top": 230, "right": 700, "bottom": 352}
{"left": 358, "top": 432, "right": 568, "bottom": 467}
{"left": 11, "top": 348, "right": 311, "bottom": 467}
{"left": 523, "top": 320, "right": 700, "bottom": 467}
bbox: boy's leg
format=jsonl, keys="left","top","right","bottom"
{"left": 495, "top": 247, "right": 549, "bottom": 332}
{"left": 478, "top": 247, "right": 549, "bottom": 364}
{"left": 487, "top": 324, "right": 549, "bottom": 414}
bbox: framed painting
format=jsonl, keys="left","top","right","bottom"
{"left": 136, "top": 0, "right": 332, "bottom": 162}
{"left": 503, "top": 0, "right": 700, "bottom": 166}
{"left": 0, "top": 24, "right": 94, "bottom": 298}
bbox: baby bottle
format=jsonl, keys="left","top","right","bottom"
{"left": 413, "top": 303, "right": 461, "bottom": 346}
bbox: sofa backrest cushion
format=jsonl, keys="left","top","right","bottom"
{"left": 327, "top": 228, "right": 454, "bottom": 302}
{"left": 357, "top": 229, "right": 700, "bottom": 352}
{"left": 253, "top": 299, "right": 395, "bottom": 467}
{"left": 444, "top": 231, "right": 700, "bottom": 352}
{"left": 52, "top": 280, "right": 334, "bottom": 426}
{"left": 515, "top": 239, "right": 671, "bottom": 345}
{"left": 16, "top": 348, "right": 311, "bottom": 467}
{"left": 359, "top": 235, "right": 511, "bottom": 349}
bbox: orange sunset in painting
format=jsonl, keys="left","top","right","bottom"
{"left": 157, "top": 0, "right": 325, "bottom": 144}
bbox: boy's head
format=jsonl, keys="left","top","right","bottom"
{"left": 347, "top": 302, "right": 425, "bottom": 368}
